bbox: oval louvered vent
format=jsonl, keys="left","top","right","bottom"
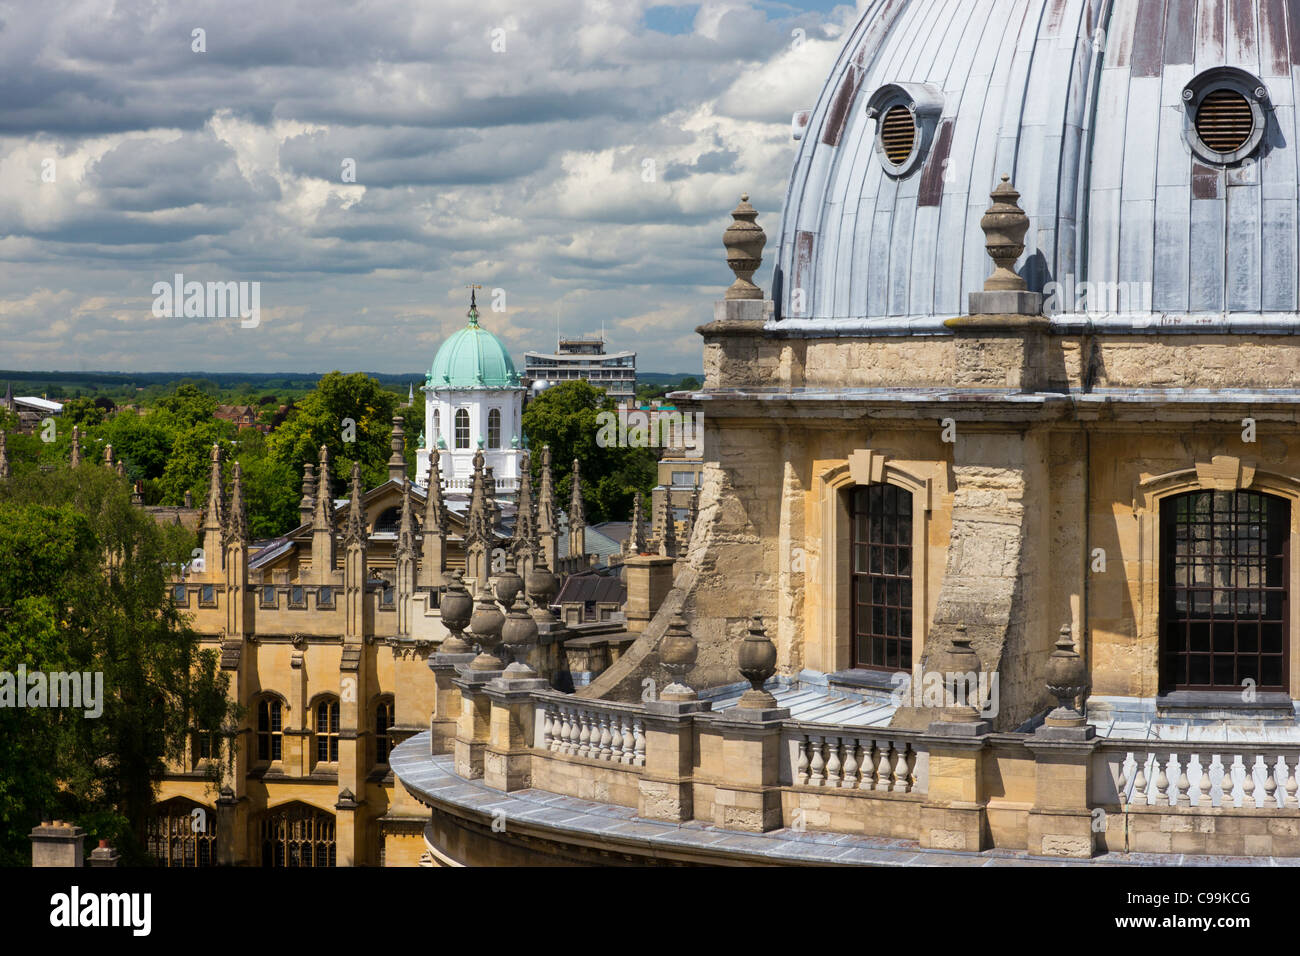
{"left": 879, "top": 105, "right": 916, "bottom": 166}
{"left": 1195, "top": 89, "right": 1255, "bottom": 155}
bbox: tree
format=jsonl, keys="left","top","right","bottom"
{"left": 521, "top": 380, "right": 656, "bottom": 524}
{"left": 266, "top": 372, "right": 402, "bottom": 493}
{"left": 0, "top": 466, "right": 236, "bottom": 864}
{"left": 61, "top": 397, "right": 106, "bottom": 428}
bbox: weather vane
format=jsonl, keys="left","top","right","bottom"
{"left": 466, "top": 283, "right": 482, "bottom": 309}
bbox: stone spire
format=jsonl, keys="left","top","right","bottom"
{"left": 201, "top": 444, "right": 225, "bottom": 533}
{"left": 466, "top": 449, "right": 491, "bottom": 546}
{"left": 485, "top": 465, "right": 499, "bottom": 531}
{"left": 70, "top": 426, "right": 81, "bottom": 468}
{"left": 0, "top": 430, "right": 8, "bottom": 481}
{"left": 537, "top": 445, "right": 558, "bottom": 574}
{"left": 568, "top": 458, "right": 587, "bottom": 560}
{"left": 659, "top": 493, "right": 678, "bottom": 558}
{"left": 310, "top": 445, "right": 337, "bottom": 580}
{"left": 627, "top": 492, "right": 647, "bottom": 555}
{"left": 419, "top": 448, "right": 448, "bottom": 589}
{"left": 387, "top": 415, "right": 406, "bottom": 483}
{"left": 723, "top": 193, "right": 766, "bottom": 300}
{"left": 299, "top": 462, "right": 315, "bottom": 527}
{"left": 510, "top": 451, "right": 538, "bottom": 563}
{"left": 396, "top": 478, "right": 415, "bottom": 558}
{"left": 343, "top": 461, "right": 367, "bottom": 546}
{"left": 226, "top": 461, "right": 249, "bottom": 546}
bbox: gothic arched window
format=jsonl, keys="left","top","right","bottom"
{"left": 1161, "top": 490, "right": 1289, "bottom": 692}
{"left": 260, "top": 804, "right": 336, "bottom": 867}
{"left": 146, "top": 798, "right": 217, "bottom": 867}
{"left": 256, "top": 697, "right": 283, "bottom": 762}
{"left": 375, "top": 697, "right": 394, "bottom": 766}
{"left": 433, "top": 408, "right": 440, "bottom": 444}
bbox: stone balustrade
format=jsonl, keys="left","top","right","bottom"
{"left": 1106, "top": 747, "right": 1300, "bottom": 810}
{"left": 789, "top": 730, "right": 925, "bottom": 794}
{"left": 536, "top": 695, "right": 646, "bottom": 767}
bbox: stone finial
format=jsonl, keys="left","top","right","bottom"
{"left": 465, "top": 449, "right": 490, "bottom": 547}
{"left": 525, "top": 550, "right": 559, "bottom": 622}
{"left": 723, "top": 193, "right": 766, "bottom": 300}
{"left": 737, "top": 615, "right": 778, "bottom": 709}
{"left": 423, "top": 446, "right": 448, "bottom": 535}
{"left": 343, "top": 461, "right": 366, "bottom": 545}
{"left": 115, "top": 459, "right": 126, "bottom": 478}
{"left": 313, "top": 446, "right": 334, "bottom": 533}
{"left": 537, "top": 445, "right": 556, "bottom": 535}
{"left": 299, "top": 462, "right": 315, "bottom": 527}
{"left": 500, "top": 595, "right": 539, "bottom": 676}
{"left": 568, "top": 458, "right": 586, "bottom": 529}
{"left": 388, "top": 416, "right": 406, "bottom": 483}
{"left": 396, "top": 479, "right": 415, "bottom": 557}
{"left": 660, "top": 614, "right": 698, "bottom": 701}
{"left": 627, "top": 492, "right": 647, "bottom": 555}
{"left": 1044, "top": 624, "right": 1089, "bottom": 728}
{"left": 226, "top": 461, "right": 249, "bottom": 546}
{"left": 658, "top": 494, "right": 677, "bottom": 558}
{"left": 103, "top": 443, "right": 114, "bottom": 469}
{"left": 510, "top": 450, "right": 538, "bottom": 562}
{"left": 201, "top": 444, "right": 224, "bottom": 532}
{"left": 439, "top": 570, "right": 474, "bottom": 654}
{"left": 0, "top": 430, "right": 8, "bottom": 481}
{"left": 979, "top": 175, "right": 1029, "bottom": 292}
{"left": 70, "top": 426, "right": 81, "bottom": 468}
{"left": 938, "top": 624, "right": 983, "bottom": 723}
{"left": 467, "top": 581, "right": 506, "bottom": 671}
{"left": 131, "top": 480, "right": 143, "bottom": 505}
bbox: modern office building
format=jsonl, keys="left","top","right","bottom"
{"left": 524, "top": 336, "right": 635, "bottom": 401}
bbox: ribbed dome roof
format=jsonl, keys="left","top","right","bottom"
{"left": 428, "top": 301, "right": 520, "bottom": 390}
{"left": 775, "top": 0, "right": 1300, "bottom": 333}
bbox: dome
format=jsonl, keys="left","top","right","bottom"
{"left": 428, "top": 299, "right": 521, "bottom": 390}
{"left": 775, "top": 0, "right": 1300, "bottom": 333}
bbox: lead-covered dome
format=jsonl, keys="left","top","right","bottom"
{"left": 428, "top": 299, "right": 520, "bottom": 389}
{"left": 774, "top": 0, "right": 1300, "bottom": 333}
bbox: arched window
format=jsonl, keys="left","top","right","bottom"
{"left": 851, "top": 484, "right": 913, "bottom": 671}
{"left": 260, "top": 804, "right": 336, "bottom": 867}
{"left": 375, "top": 697, "right": 394, "bottom": 766}
{"left": 433, "top": 408, "right": 440, "bottom": 444}
{"left": 146, "top": 798, "right": 217, "bottom": 867}
{"left": 257, "top": 697, "right": 283, "bottom": 762}
{"left": 455, "top": 409, "right": 470, "bottom": 449}
{"left": 1161, "top": 490, "right": 1289, "bottom": 692}
{"left": 487, "top": 408, "right": 502, "bottom": 449}
{"left": 315, "top": 697, "right": 340, "bottom": 763}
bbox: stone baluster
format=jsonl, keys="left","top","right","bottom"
{"left": 808, "top": 735, "right": 825, "bottom": 786}
{"left": 1219, "top": 756, "right": 1236, "bottom": 807}
{"left": 577, "top": 710, "right": 592, "bottom": 758}
{"left": 632, "top": 717, "right": 645, "bottom": 767}
{"left": 1175, "top": 756, "right": 1190, "bottom": 807}
{"left": 1242, "top": 758, "right": 1256, "bottom": 807}
{"left": 598, "top": 713, "right": 613, "bottom": 761}
{"left": 796, "top": 737, "right": 810, "bottom": 786}
{"left": 1154, "top": 756, "right": 1170, "bottom": 805}
{"left": 860, "top": 741, "right": 878, "bottom": 791}
{"left": 621, "top": 715, "right": 635, "bottom": 766}
{"left": 1132, "top": 756, "right": 1149, "bottom": 805}
{"left": 1263, "top": 757, "right": 1278, "bottom": 809}
{"left": 893, "top": 743, "right": 911, "bottom": 793}
{"left": 876, "top": 741, "right": 894, "bottom": 792}
{"left": 1116, "top": 754, "right": 1131, "bottom": 805}
{"left": 1196, "top": 756, "right": 1212, "bottom": 807}
{"left": 842, "top": 738, "right": 859, "bottom": 789}
{"left": 542, "top": 706, "right": 554, "bottom": 749}
{"left": 825, "top": 737, "right": 842, "bottom": 787}
{"left": 1287, "top": 758, "right": 1299, "bottom": 809}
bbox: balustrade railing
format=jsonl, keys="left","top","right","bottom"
{"left": 787, "top": 729, "right": 926, "bottom": 794}
{"left": 1104, "top": 747, "right": 1300, "bottom": 809}
{"left": 535, "top": 696, "right": 646, "bottom": 767}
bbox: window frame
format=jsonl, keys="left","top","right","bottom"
{"left": 454, "top": 408, "right": 470, "bottom": 450}
{"left": 487, "top": 408, "right": 502, "bottom": 449}
{"left": 314, "top": 697, "right": 340, "bottom": 765}
{"left": 849, "top": 483, "right": 915, "bottom": 673}
{"left": 256, "top": 697, "right": 284, "bottom": 764}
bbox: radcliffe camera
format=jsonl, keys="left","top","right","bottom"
{"left": 0, "top": 0, "right": 1290, "bottom": 941}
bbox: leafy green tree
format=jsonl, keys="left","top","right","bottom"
{"left": 152, "top": 383, "right": 217, "bottom": 430}
{"left": 157, "top": 421, "right": 235, "bottom": 506}
{"left": 267, "top": 371, "right": 402, "bottom": 492}
{"left": 522, "top": 380, "right": 656, "bottom": 524}
{"left": 0, "top": 466, "right": 235, "bottom": 865}
{"left": 61, "top": 397, "right": 105, "bottom": 428}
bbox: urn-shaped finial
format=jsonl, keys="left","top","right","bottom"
{"left": 660, "top": 614, "right": 699, "bottom": 701}
{"left": 439, "top": 570, "right": 474, "bottom": 654}
{"left": 468, "top": 583, "right": 507, "bottom": 671}
{"left": 1044, "top": 623, "right": 1089, "bottom": 727}
{"left": 979, "top": 175, "right": 1029, "bottom": 292}
{"left": 500, "top": 597, "right": 540, "bottom": 677}
{"left": 737, "top": 615, "right": 778, "bottom": 709}
{"left": 939, "top": 624, "right": 982, "bottom": 722}
{"left": 723, "top": 193, "right": 766, "bottom": 300}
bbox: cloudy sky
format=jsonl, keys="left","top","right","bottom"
{"left": 0, "top": 0, "right": 863, "bottom": 376}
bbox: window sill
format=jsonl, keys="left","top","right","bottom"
{"left": 828, "top": 668, "right": 906, "bottom": 693}
{"left": 1155, "top": 691, "right": 1294, "bottom": 718}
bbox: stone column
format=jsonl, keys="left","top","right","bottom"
{"left": 428, "top": 652, "right": 476, "bottom": 754}
{"left": 452, "top": 669, "right": 501, "bottom": 780}
{"left": 87, "top": 840, "right": 120, "bottom": 867}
